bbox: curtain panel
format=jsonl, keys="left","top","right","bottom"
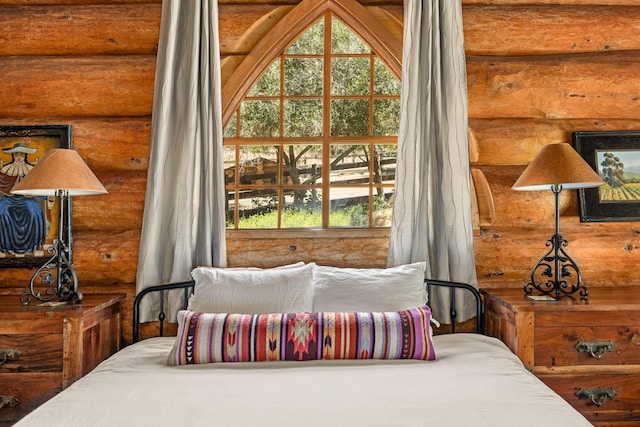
{"left": 388, "top": 0, "right": 478, "bottom": 322}
{"left": 136, "top": 0, "right": 227, "bottom": 322}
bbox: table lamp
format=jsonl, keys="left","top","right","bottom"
{"left": 11, "top": 148, "right": 107, "bottom": 304}
{"left": 512, "top": 143, "right": 604, "bottom": 299}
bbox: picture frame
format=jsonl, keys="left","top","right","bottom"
{"left": 0, "top": 125, "right": 72, "bottom": 267}
{"left": 574, "top": 130, "right": 640, "bottom": 222}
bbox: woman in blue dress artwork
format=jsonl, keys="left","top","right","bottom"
{"left": 0, "top": 140, "right": 49, "bottom": 254}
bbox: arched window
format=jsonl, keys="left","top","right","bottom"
{"left": 223, "top": 2, "right": 401, "bottom": 230}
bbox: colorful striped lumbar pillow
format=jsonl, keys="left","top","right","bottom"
{"left": 167, "top": 306, "right": 435, "bottom": 365}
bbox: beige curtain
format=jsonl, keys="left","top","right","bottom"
{"left": 136, "top": 0, "right": 227, "bottom": 322}
{"left": 387, "top": 0, "right": 477, "bottom": 322}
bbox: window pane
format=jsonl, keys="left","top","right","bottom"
{"left": 331, "top": 57, "right": 369, "bottom": 96}
{"left": 282, "top": 145, "right": 322, "bottom": 184}
{"left": 236, "top": 189, "right": 280, "bottom": 229}
{"left": 331, "top": 18, "right": 369, "bottom": 54}
{"left": 239, "top": 146, "right": 279, "bottom": 185}
{"left": 284, "top": 101, "right": 323, "bottom": 137}
{"left": 239, "top": 100, "right": 279, "bottom": 137}
{"left": 374, "top": 99, "right": 400, "bottom": 136}
{"left": 331, "top": 99, "right": 369, "bottom": 136}
{"left": 286, "top": 19, "right": 324, "bottom": 54}
{"left": 329, "top": 187, "right": 370, "bottom": 227}
{"left": 284, "top": 58, "right": 323, "bottom": 96}
{"left": 226, "top": 190, "right": 235, "bottom": 228}
{"left": 373, "top": 57, "right": 400, "bottom": 95}
{"left": 224, "top": 113, "right": 237, "bottom": 138}
{"left": 329, "top": 144, "right": 370, "bottom": 184}
{"left": 248, "top": 60, "right": 280, "bottom": 97}
{"left": 223, "top": 146, "right": 236, "bottom": 185}
{"left": 372, "top": 190, "right": 394, "bottom": 227}
{"left": 282, "top": 189, "right": 322, "bottom": 228}
{"left": 374, "top": 144, "right": 397, "bottom": 185}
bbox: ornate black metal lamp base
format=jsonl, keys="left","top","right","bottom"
{"left": 523, "top": 233, "right": 589, "bottom": 299}
{"left": 20, "top": 191, "right": 82, "bottom": 305}
{"left": 523, "top": 186, "right": 588, "bottom": 299}
{"left": 20, "top": 238, "right": 82, "bottom": 305}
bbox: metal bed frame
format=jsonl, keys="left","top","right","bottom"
{"left": 132, "top": 278, "right": 484, "bottom": 343}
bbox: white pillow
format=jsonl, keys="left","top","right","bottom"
{"left": 188, "top": 263, "right": 313, "bottom": 314}
{"left": 311, "top": 262, "right": 427, "bottom": 312}
{"left": 193, "top": 262, "right": 305, "bottom": 272}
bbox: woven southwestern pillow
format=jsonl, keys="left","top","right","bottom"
{"left": 167, "top": 306, "right": 436, "bottom": 365}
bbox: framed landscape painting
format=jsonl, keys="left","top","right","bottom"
{"left": 0, "top": 125, "right": 72, "bottom": 266}
{"left": 574, "top": 130, "right": 640, "bottom": 222}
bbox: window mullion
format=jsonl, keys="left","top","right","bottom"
{"left": 322, "top": 11, "right": 332, "bottom": 228}
{"left": 369, "top": 54, "right": 375, "bottom": 227}
{"left": 233, "top": 144, "right": 240, "bottom": 228}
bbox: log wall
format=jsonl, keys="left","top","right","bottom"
{"left": 1, "top": 0, "right": 639, "bottom": 343}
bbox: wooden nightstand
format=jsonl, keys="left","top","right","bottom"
{"left": 483, "top": 287, "right": 640, "bottom": 426}
{"left": 0, "top": 294, "right": 123, "bottom": 425}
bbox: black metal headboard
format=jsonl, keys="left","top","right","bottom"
{"left": 133, "top": 279, "right": 483, "bottom": 343}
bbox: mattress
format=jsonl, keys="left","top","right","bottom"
{"left": 16, "top": 334, "right": 591, "bottom": 426}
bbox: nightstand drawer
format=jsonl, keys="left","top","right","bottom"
{"left": 0, "top": 373, "right": 61, "bottom": 405}
{"left": 536, "top": 326, "right": 640, "bottom": 367}
{"left": 539, "top": 373, "right": 640, "bottom": 423}
{"left": 0, "top": 334, "right": 63, "bottom": 372}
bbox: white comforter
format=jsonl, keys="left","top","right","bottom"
{"left": 17, "top": 334, "right": 591, "bottom": 427}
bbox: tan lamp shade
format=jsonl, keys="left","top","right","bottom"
{"left": 11, "top": 148, "right": 107, "bottom": 196}
{"left": 512, "top": 143, "right": 605, "bottom": 191}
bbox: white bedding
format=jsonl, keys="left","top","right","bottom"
{"left": 17, "top": 334, "right": 591, "bottom": 427}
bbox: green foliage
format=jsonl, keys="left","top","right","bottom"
{"left": 236, "top": 17, "right": 399, "bottom": 140}
{"left": 331, "top": 100, "right": 369, "bottom": 136}
{"left": 342, "top": 203, "right": 369, "bottom": 227}
{"left": 284, "top": 58, "right": 323, "bottom": 96}
{"left": 374, "top": 58, "right": 400, "bottom": 95}
{"left": 233, "top": 193, "right": 393, "bottom": 229}
{"left": 332, "top": 196, "right": 390, "bottom": 227}
{"left": 284, "top": 101, "right": 323, "bottom": 137}
{"left": 374, "top": 99, "right": 400, "bottom": 136}
{"left": 331, "top": 18, "right": 369, "bottom": 54}
{"left": 281, "top": 208, "right": 321, "bottom": 228}
{"left": 238, "top": 208, "right": 360, "bottom": 229}
{"left": 304, "top": 188, "right": 321, "bottom": 209}
{"left": 238, "top": 211, "right": 278, "bottom": 229}
{"left": 249, "top": 60, "right": 280, "bottom": 97}
{"left": 240, "top": 100, "right": 279, "bottom": 137}
{"left": 600, "top": 152, "right": 626, "bottom": 188}
{"left": 224, "top": 114, "right": 237, "bottom": 137}
{"left": 331, "top": 57, "right": 370, "bottom": 95}
{"left": 287, "top": 19, "right": 324, "bottom": 54}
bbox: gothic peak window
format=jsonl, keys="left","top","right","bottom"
{"left": 224, "top": 14, "right": 399, "bottom": 230}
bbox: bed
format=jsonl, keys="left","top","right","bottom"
{"left": 15, "top": 263, "right": 592, "bottom": 427}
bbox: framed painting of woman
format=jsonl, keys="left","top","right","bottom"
{"left": 0, "top": 125, "right": 71, "bottom": 267}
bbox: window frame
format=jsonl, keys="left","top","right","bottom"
{"left": 220, "top": 0, "right": 402, "bottom": 236}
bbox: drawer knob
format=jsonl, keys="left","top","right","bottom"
{"left": 574, "top": 341, "right": 614, "bottom": 360}
{"left": 0, "top": 395, "right": 20, "bottom": 411}
{"left": 576, "top": 387, "right": 617, "bottom": 407}
{"left": 0, "top": 348, "right": 21, "bottom": 365}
